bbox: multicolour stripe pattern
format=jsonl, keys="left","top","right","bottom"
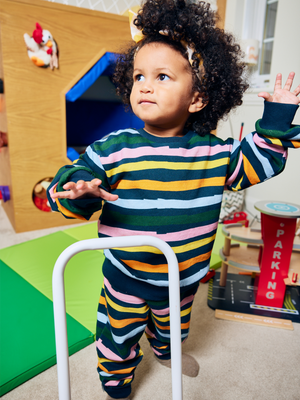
{"left": 96, "top": 277, "right": 198, "bottom": 398}
{"left": 47, "top": 103, "right": 300, "bottom": 290}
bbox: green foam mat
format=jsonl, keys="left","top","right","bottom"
{"left": 0, "top": 229, "right": 104, "bottom": 333}
{"left": 0, "top": 260, "right": 94, "bottom": 396}
{"left": 210, "top": 224, "right": 223, "bottom": 269}
{"left": 63, "top": 222, "right": 99, "bottom": 241}
{"left": 0, "top": 221, "right": 223, "bottom": 396}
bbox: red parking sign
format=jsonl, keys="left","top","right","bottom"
{"left": 255, "top": 213, "right": 297, "bottom": 307}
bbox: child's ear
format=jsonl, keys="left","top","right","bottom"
{"left": 189, "top": 92, "right": 207, "bottom": 113}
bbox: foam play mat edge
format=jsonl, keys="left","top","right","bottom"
{"left": 0, "top": 260, "right": 94, "bottom": 396}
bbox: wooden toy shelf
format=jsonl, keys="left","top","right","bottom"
{"left": 0, "top": 0, "right": 131, "bottom": 232}
{"left": 219, "top": 223, "right": 300, "bottom": 287}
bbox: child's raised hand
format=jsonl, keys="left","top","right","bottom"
{"left": 51, "top": 178, "right": 119, "bottom": 201}
{"left": 258, "top": 72, "right": 300, "bottom": 105}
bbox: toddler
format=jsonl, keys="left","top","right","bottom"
{"left": 47, "top": 1, "right": 300, "bottom": 399}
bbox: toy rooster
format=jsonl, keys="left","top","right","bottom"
{"left": 24, "top": 22, "right": 58, "bottom": 70}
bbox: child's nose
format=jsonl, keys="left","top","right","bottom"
{"left": 140, "top": 80, "right": 154, "bottom": 93}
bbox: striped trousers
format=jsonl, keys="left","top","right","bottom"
{"left": 96, "top": 276, "right": 199, "bottom": 398}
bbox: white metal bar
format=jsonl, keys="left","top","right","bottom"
{"left": 52, "top": 235, "right": 182, "bottom": 400}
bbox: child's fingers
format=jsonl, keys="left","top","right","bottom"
{"left": 259, "top": 72, "right": 300, "bottom": 104}
{"left": 64, "top": 179, "right": 99, "bottom": 193}
{"left": 63, "top": 181, "right": 77, "bottom": 190}
{"left": 74, "top": 180, "right": 86, "bottom": 190}
{"left": 51, "top": 190, "right": 75, "bottom": 199}
{"left": 53, "top": 178, "right": 118, "bottom": 200}
{"left": 274, "top": 73, "right": 282, "bottom": 91}
{"left": 257, "top": 92, "right": 272, "bottom": 102}
{"left": 89, "top": 178, "right": 118, "bottom": 201}
{"left": 292, "top": 83, "right": 300, "bottom": 97}
{"left": 99, "top": 189, "right": 119, "bottom": 202}
{"left": 61, "top": 181, "right": 88, "bottom": 198}
{"left": 86, "top": 179, "right": 118, "bottom": 201}
{"left": 89, "top": 178, "right": 103, "bottom": 189}
{"left": 282, "top": 71, "right": 295, "bottom": 91}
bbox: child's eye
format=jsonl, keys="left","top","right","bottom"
{"left": 135, "top": 74, "right": 145, "bottom": 82}
{"left": 158, "top": 74, "right": 170, "bottom": 81}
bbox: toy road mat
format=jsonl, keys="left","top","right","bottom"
{"left": 208, "top": 272, "right": 300, "bottom": 323}
{"left": 0, "top": 223, "right": 223, "bottom": 396}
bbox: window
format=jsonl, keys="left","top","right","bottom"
{"left": 260, "top": 0, "right": 278, "bottom": 75}
{"left": 242, "top": 0, "right": 278, "bottom": 89}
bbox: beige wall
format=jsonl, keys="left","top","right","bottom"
{"left": 42, "top": 0, "right": 141, "bottom": 15}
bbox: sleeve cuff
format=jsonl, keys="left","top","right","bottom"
{"left": 259, "top": 101, "right": 299, "bottom": 131}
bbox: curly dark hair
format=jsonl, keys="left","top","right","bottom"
{"left": 113, "top": 0, "right": 249, "bottom": 136}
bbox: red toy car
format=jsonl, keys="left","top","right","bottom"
{"left": 223, "top": 211, "right": 249, "bottom": 227}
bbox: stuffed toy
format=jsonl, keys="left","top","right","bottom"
{"left": 0, "top": 131, "right": 7, "bottom": 148}
{"left": 24, "top": 22, "right": 58, "bottom": 70}
{"left": 33, "top": 178, "right": 52, "bottom": 212}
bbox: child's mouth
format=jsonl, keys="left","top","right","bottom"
{"left": 140, "top": 99, "right": 155, "bottom": 104}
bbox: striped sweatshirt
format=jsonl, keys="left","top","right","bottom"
{"left": 48, "top": 102, "right": 300, "bottom": 294}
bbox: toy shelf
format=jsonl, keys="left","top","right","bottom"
{"left": 219, "top": 223, "right": 300, "bottom": 287}
{"left": 221, "top": 224, "right": 263, "bottom": 245}
{"left": 220, "top": 244, "right": 261, "bottom": 272}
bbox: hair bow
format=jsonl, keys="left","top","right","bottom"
{"left": 129, "top": 9, "right": 145, "bottom": 43}
{"left": 128, "top": 10, "right": 202, "bottom": 68}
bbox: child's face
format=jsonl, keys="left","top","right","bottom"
{"left": 130, "top": 42, "right": 204, "bottom": 137}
